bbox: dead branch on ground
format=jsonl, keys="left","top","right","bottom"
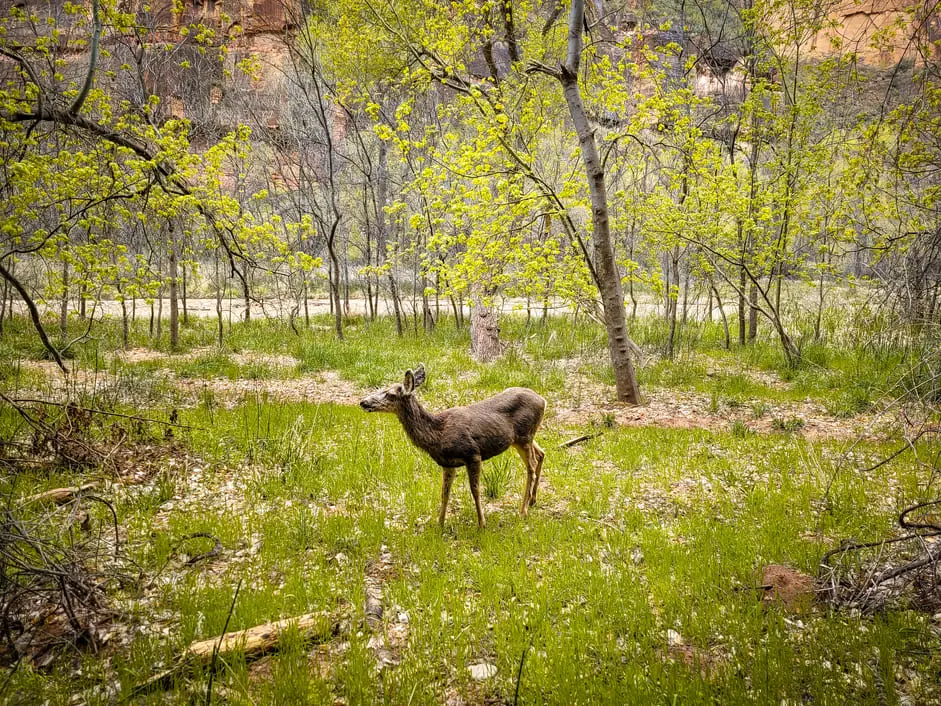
{"left": 0, "top": 491, "right": 131, "bottom": 668}
{"left": 127, "top": 610, "right": 339, "bottom": 699}
{"left": 819, "top": 499, "right": 941, "bottom": 613}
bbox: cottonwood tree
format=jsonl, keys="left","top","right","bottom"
{"left": 0, "top": 0, "right": 316, "bottom": 358}
{"left": 326, "top": 0, "right": 644, "bottom": 400}
{"left": 526, "top": 0, "right": 642, "bottom": 400}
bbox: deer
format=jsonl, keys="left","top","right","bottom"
{"left": 359, "top": 364, "right": 546, "bottom": 529}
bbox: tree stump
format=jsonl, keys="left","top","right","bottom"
{"left": 470, "top": 299, "right": 502, "bottom": 362}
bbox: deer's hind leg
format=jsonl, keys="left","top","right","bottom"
{"left": 514, "top": 443, "right": 537, "bottom": 516}
{"left": 466, "top": 457, "right": 486, "bottom": 529}
{"left": 439, "top": 468, "right": 456, "bottom": 529}
{"left": 529, "top": 441, "right": 545, "bottom": 507}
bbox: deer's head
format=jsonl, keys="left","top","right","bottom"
{"left": 359, "top": 363, "right": 426, "bottom": 413}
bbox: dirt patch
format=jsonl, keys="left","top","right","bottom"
{"left": 760, "top": 564, "right": 816, "bottom": 613}
{"left": 230, "top": 352, "right": 300, "bottom": 369}
{"left": 552, "top": 386, "right": 880, "bottom": 441}
{"left": 174, "top": 370, "right": 360, "bottom": 407}
{"left": 112, "top": 347, "right": 299, "bottom": 370}
{"left": 17, "top": 359, "right": 114, "bottom": 395}
{"left": 113, "top": 346, "right": 223, "bottom": 364}
{"left": 15, "top": 355, "right": 878, "bottom": 440}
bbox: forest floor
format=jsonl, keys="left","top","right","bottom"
{"left": 1, "top": 314, "right": 939, "bottom": 705}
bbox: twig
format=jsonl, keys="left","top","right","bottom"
{"left": 858, "top": 427, "right": 941, "bottom": 474}
{"left": 559, "top": 432, "right": 599, "bottom": 448}
{"left": 5, "top": 398, "right": 199, "bottom": 429}
{"left": 0, "top": 393, "right": 103, "bottom": 466}
{"left": 182, "top": 532, "right": 223, "bottom": 566}
{"left": 819, "top": 498, "right": 941, "bottom": 610}
{"left": 898, "top": 499, "right": 941, "bottom": 533}
{"left": 206, "top": 579, "right": 242, "bottom": 706}
{"left": 84, "top": 494, "right": 120, "bottom": 551}
{"left": 0, "top": 260, "right": 67, "bottom": 373}
{"left": 514, "top": 632, "right": 533, "bottom": 706}
{"left": 872, "top": 551, "right": 939, "bottom": 585}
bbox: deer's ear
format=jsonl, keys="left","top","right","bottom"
{"left": 413, "top": 363, "right": 426, "bottom": 388}
{"left": 403, "top": 369, "right": 415, "bottom": 394}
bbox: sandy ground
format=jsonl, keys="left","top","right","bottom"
{"left": 14, "top": 295, "right": 736, "bottom": 323}
{"left": 13, "top": 350, "right": 889, "bottom": 442}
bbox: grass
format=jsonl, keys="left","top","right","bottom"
{"left": 1, "top": 309, "right": 939, "bottom": 704}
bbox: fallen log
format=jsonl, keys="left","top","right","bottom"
{"left": 125, "top": 610, "right": 338, "bottom": 700}
{"left": 20, "top": 483, "right": 99, "bottom": 506}
{"left": 185, "top": 610, "right": 337, "bottom": 662}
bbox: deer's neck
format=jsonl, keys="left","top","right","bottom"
{"left": 396, "top": 396, "right": 442, "bottom": 454}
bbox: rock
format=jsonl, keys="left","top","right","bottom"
{"left": 468, "top": 662, "right": 497, "bottom": 680}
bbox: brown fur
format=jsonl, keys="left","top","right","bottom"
{"left": 360, "top": 364, "right": 546, "bottom": 528}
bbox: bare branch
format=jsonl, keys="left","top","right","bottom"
{"left": 0, "top": 260, "right": 67, "bottom": 373}
{"left": 68, "top": 0, "right": 102, "bottom": 116}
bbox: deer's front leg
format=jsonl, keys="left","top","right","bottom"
{"left": 439, "top": 467, "right": 456, "bottom": 528}
{"left": 466, "top": 457, "right": 485, "bottom": 529}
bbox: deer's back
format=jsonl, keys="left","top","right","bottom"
{"left": 437, "top": 387, "right": 546, "bottom": 463}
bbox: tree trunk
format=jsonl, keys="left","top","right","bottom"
{"left": 449, "top": 293, "right": 462, "bottom": 328}
{"left": 362, "top": 183, "right": 376, "bottom": 321}
{"left": 114, "top": 259, "right": 128, "bottom": 348}
{"left": 470, "top": 290, "right": 502, "bottom": 362}
{"left": 376, "top": 142, "right": 403, "bottom": 335}
{"left": 422, "top": 273, "right": 434, "bottom": 332}
{"left": 772, "top": 316, "right": 800, "bottom": 367}
{"left": 120, "top": 297, "right": 129, "bottom": 350}
{"left": 665, "top": 248, "right": 679, "bottom": 359}
{"left": 168, "top": 236, "right": 179, "bottom": 350}
{"left": 303, "top": 276, "right": 310, "bottom": 327}
{"left": 748, "top": 280, "right": 759, "bottom": 342}
{"left": 389, "top": 264, "right": 403, "bottom": 335}
{"left": 155, "top": 287, "right": 163, "bottom": 344}
{"left": 242, "top": 271, "right": 251, "bottom": 322}
{"left": 681, "top": 266, "right": 690, "bottom": 325}
{"left": 662, "top": 253, "right": 672, "bottom": 322}
{"left": 711, "top": 280, "right": 730, "bottom": 350}
{"left": 181, "top": 261, "right": 189, "bottom": 325}
{"left": 215, "top": 252, "right": 224, "bottom": 348}
{"left": 342, "top": 229, "right": 350, "bottom": 316}
{"left": 326, "top": 220, "right": 344, "bottom": 340}
{"left": 0, "top": 275, "right": 6, "bottom": 337}
{"left": 814, "top": 267, "right": 825, "bottom": 341}
{"left": 60, "top": 260, "right": 69, "bottom": 343}
{"left": 557, "top": 0, "right": 641, "bottom": 403}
